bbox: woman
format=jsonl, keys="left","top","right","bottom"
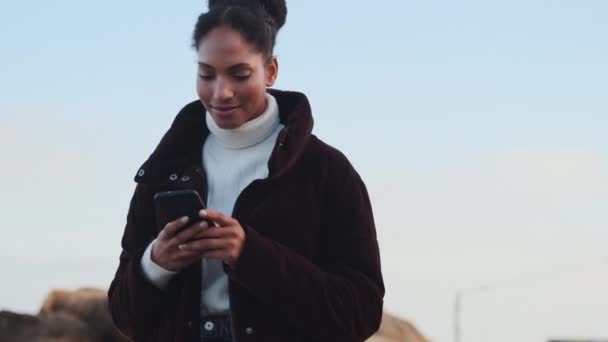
{"left": 108, "top": 1, "right": 384, "bottom": 341}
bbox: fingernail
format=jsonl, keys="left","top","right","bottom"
{"left": 178, "top": 244, "right": 186, "bottom": 250}
{"left": 199, "top": 221, "right": 208, "bottom": 228}
{"left": 181, "top": 216, "right": 189, "bottom": 223}
{"left": 199, "top": 209, "right": 207, "bottom": 216}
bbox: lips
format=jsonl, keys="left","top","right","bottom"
{"left": 212, "top": 105, "right": 239, "bottom": 116}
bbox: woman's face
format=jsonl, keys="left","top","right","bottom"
{"left": 196, "top": 26, "right": 278, "bottom": 129}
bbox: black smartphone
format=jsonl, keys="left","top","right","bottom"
{"left": 153, "top": 189, "right": 210, "bottom": 231}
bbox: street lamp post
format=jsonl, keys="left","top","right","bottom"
{"left": 453, "top": 284, "right": 495, "bottom": 342}
{"left": 454, "top": 291, "right": 462, "bottom": 342}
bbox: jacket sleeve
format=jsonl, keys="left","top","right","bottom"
{"left": 226, "top": 153, "right": 385, "bottom": 341}
{"left": 107, "top": 183, "right": 172, "bottom": 341}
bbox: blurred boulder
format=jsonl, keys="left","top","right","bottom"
{"left": 0, "top": 309, "right": 95, "bottom": 342}
{"left": 366, "top": 311, "right": 429, "bottom": 342}
{"left": 39, "top": 287, "right": 129, "bottom": 342}
{"left": 0, "top": 287, "right": 129, "bottom": 342}
{"left": 1, "top": 287, "right": 428, "bottom": 342}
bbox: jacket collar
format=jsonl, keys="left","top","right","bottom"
{"left": 134, "top": 89, "right": 314, "bottom": 183}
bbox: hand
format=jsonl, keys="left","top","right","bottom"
{"left": 151, "top": 216, "right": 212, "bottom": 272}
{"left": 178, "top": 209, "right": 245, "bottom": 269}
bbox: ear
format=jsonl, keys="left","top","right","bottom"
{"left": 265, "top": 56, "right": 279, "bottom": 87}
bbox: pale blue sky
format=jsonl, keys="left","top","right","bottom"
{"left": 1, "top": 1, "right": 607, "bottom": 341}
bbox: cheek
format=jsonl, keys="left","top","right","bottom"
{"left": 241, "top": 78, "right": 267, "bottom": 105}
{"left": 196, "top": 79, "right": 212, "bottom": 103}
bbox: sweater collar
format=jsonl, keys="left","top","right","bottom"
{"left": 134, "top": 89, "right": 314, "bottom": 183}
{"left": 205, "top": 93, "right": 280, "bottom": 149}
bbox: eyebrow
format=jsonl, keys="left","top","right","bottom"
{"left": 197, "top": 62, "right": 251, "bottom": 71}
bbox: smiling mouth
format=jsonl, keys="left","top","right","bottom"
{"left": 212, "top": 106, "right": 239, "bottom": 115}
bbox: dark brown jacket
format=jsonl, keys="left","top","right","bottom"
{"left": 108, "top": 89, "right": 384, "bottom": 342}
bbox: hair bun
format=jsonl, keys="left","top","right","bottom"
{"left": 207, "top": 0, "right": 287, "bottom": 30}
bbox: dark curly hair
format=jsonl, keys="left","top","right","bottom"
{"left": 192, "top": 0, "right": 287, "bottom": 61}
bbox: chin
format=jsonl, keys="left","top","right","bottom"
{"left": 211, "top": 116, "right": 241, "bottom": 130}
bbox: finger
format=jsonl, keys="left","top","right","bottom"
{"left": 162, "top": 216, "right": 190, "bottom": 239}
{"left": 178, "top": 237, "right": 229, "bottom": 252}
{"left": 198, "top": 220, "right": 211, "bottom": 229}
{"left": 174, "top": 249, "right": 203, "bottom": 261}
{"left": 174, "top": 221, "right": 211, "bottom": 243}
{"left": 199, "top": 209, "right": 235, "bottom": 227}
{"left": 191, "top": 226, "right": 234, "bottom": 240}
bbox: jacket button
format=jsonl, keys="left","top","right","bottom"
{"left": 204, "top": 321, "right": 215, "bottom": 331}
{"left": 169, "top": 173, "right": 178, "bottom": 181}
{"left": 181, "top": 175, "right": 190, "bottom": 182}
{"left": 245, "top": 327, "right": 253, "bottom": 335}
{"left": 137, "top": 169, "right": 145, "bottom": 176}
{"left": 187, "top": 321, "right": 192, "bottom": 328}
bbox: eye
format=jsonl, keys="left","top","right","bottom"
{"left": 233, "top": 74, "right": 251, "bottom": 81}
{"left": 198, "top": 74, "right": 214, "bottom": 81}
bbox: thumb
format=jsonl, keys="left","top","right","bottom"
{"left": 162, "top": 216, "right": 190, "bottom": 239}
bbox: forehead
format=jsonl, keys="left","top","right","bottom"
{"left": 197, "top": 26, "right": 262, "bottom": 68}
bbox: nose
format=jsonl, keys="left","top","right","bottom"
{"left": 213, "top": 77, "right": 234, "bottom": 102}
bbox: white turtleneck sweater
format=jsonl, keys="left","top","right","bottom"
{"left": 141, "top": 93, "right": 284, "bottom": 316}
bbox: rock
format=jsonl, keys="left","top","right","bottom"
{"left": 366, "top": 311, "right": 429, "bottom": 342}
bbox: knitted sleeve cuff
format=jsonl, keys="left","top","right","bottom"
{"left": 140, "top": 239, "right": 177, "bottom": 289}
